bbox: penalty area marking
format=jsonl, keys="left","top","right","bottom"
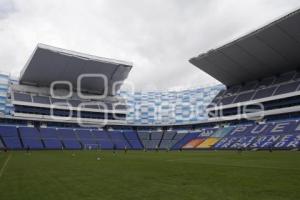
{"left": 0, "top": 153, "right": 12, "bottom": 179}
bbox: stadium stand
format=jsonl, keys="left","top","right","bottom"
{"left": 209, "top": 71, "right": 300, "bottom": 106}
{"left": 76, "top": 129, "right": 99, "bottom": 150}
{"left": 138, "top": 131, "right": 162, "bottom": 150}
{"left": 0, "top": 120, "right": 298, "bottom": 150}
{"left": 1, "top": 9, "right": 300, "bottom": 152}
{"left": 182, "top": 128, "right": 217, "bottom": 149}
{"left": 172, "top": 132, "right": 198, "bottom": 150}
{"left": 0, "top": 139, "right": 3, "bottom": 149}
{"left": 13, "top": 91, "right": 127, "bottom": 111}
{"left": 0, "top": 126, "right": 23, "bottom": 149}
{"left": 196, "top": 138, "right": 219, "bottom": 148}
{"left": 109, "top": 131, "right": 131, "bottom": 149}
{"left": 123, "top": 131, "right": 143, "bottom": 149}
{"left": 32, "top": 95, "right": 51, "bottom": 104}
{"left": 159, "top": 131, "right": 178, "bottom": 150}
{"left": 92, "top": 130, "right": 114, "bottom": 149}
{"left": 58, "top": 128, "right": 81, "bottom": 149}
{"left": 19, "top": 127, "right": 44, "bottom": 149}
{"left": 39, "top": 127, "right": 62, "bottom": 149}
{"left": 170, "top": 119, "right": 299, "bottom": 150}
{"left": 183, "top": 137, "right": 204, "bottom": 149}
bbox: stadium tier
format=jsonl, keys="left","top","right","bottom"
{"left": 1, "top": 9, "right": 300, "bottom": 151}
{"left": 210, "top": 71, "right": 300, "bottom": 106}
{"left": 2, "top": 119, "right": 297, "bottom": 150}
{"left": 206, "top": 70, "right": 300, "bottom": 119}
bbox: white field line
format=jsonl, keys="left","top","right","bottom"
{"left": 0, "top": 153, "right": 12, "bottom": 179}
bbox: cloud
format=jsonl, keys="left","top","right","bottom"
{"left": 0, "top": 0, "right": 300, "bottom": 90}
{"left": 0, "top": 0, "right": 16, "bottom": 19}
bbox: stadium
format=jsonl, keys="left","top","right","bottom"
{"left": 1, "top": 6, "right": 300, "bottom": 200}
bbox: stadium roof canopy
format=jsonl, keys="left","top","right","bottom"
{"left": 190, "top": 9, "right": 300, "bottom": 87}
{"left": 20, "top": 44, "right": 132, "bottom": 95}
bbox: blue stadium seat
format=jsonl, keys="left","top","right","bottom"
{"left": 108, "top": 131, "right": 131, "bottom": 149}
{"left": 57, "top": 128, "right": 77, "bottom": 139}
{"left": 252, "top": 86, "right": 277, "bottom": 100}
{"left": 76, "top": 129, "right": 95, "bottom": 140}
{"left": 13, "top": 92, "right": 32, "bottom": 102}
{"left": 109, "top": 131, "right": 125, "bottom": 141}
{"left": 0, "top": 126, "right": 19, "bottom": 137}
{"left": 123, "top": 131, "right": 139, "bottom": 140}
{"left": 162, "top": 131, "right": 176, "bottom": 140}
{"left": 91, "top": 130, "right": 114, "bottom": 149}
{"left": 151, "top": 132, "right": 163, "bottom": 140}
{"left": 40, "top": 128, "right": 58, "bottom": 139}
{"left": 19, "top": 127, "right": 41, "bottom": 138}
{"left": 114, "top": 140, "right": 130, "bottom": 149}
{"left": 273, "top": 134, "right": 300, "bottom": 149}
{"left": 0, "top": 126, "right": 22, "bottom": 149}
{"left": 127, "top": 140, "right": 143, "bottom": 149}
{"left": 273, "top": 81, "right": 300, "bottom": 95}
{"left": 123, "top": 131, "right": 143, "bottom": 149}
{"left": 32, "top": 96, "right": 51, "bottom": 104}
{"left": 43, "top": 139, "right": 62, "bottom": 149}
{"left": 2, "top": 137, "right": 22, "bottom": 149}
{"left": 159, "top": 140, "right": 177, "bottom": 149}
{"left": 142, "top": 140, "right": 160, "bottom": 149}
{"left": 18, "top": 127, "right": 43, "bottom": 149}
{"left": 250, "top": 135, "right": 281, "bottom": 149}
{"left": 98, "top": 140, "right": 113, "bottom": 149}
{"left": 233, "top": 91, "right": 255, "bottom": 103}
{"left": 22, "top": 138, "right": 44, "bottom": 149}
{"left": 93, "top": 130, "right": 110, "bottom": 139}
{"left": 62, "top": 140, "right": 81, "bottom": 149}
{"left": 137, "top": 132, "right": 151, "bottom": 140}
{"left": 80, "top": 139, "right": 99, "bottom": 149}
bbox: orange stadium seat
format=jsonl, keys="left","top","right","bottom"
{"left": 183, "top": 138, "right": 205, "bottom": 149}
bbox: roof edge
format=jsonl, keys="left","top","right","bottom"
{"left": 37, "top": 43, "right": 133, "bottom": 67}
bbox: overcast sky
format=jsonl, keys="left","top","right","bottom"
{"left": 0, "top": 0, "right": 300, "bottom": 91}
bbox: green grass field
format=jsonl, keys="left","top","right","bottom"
{"left": 0, "top": 150, "right": 299, "bottom": 200}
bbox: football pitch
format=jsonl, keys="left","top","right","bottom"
{"left": 0, "top": 150, "right": 299, "bottom": 200}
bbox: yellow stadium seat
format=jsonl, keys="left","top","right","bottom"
{"left": 183, "top": 138, "right": 205, "bottom": 149}
{"left": 196, "top": 138, "right": 219, "bottom": 148}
